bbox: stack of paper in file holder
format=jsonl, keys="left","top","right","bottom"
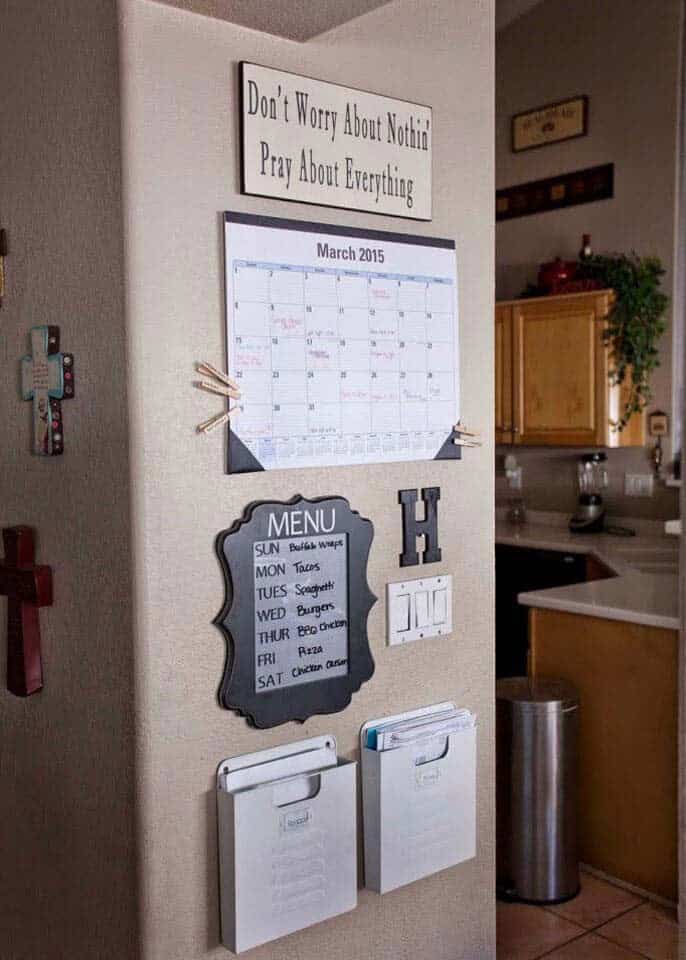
{"left": 361, "top": 701, "right": 477, "bottom": 894}
{"left": 216, "top": 736, "right": 357, "bottom": 954}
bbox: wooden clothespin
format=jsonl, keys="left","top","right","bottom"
{"left": 195, "top": 379, "right": 241, "bottom": 400}
{"left": 453, "top": 437, "right": 482, "bottom": 448}
{"left": 454, "top": 422, "right": 480, "bottom": 438}
{"left": 197, "top": 361, "right": 239, "bottom": 391}
{"left": 453, "top": 421, "right": 482, "bottom": 447}
{"left": 194, "top": 360, "right": 241, "bottom": 435}
{"left": 196, "top": 410, "right": 235, "bottom": 434}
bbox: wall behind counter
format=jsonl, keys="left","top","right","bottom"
{"left": 496, "top": 0, "right": 683, "bottom": 477}
{"left": 496, "top": 445, "right": 679, "bottom": 521}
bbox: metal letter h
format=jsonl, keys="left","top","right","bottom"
{"left": 398, "top": 487, "right": 441, "bottom": 567}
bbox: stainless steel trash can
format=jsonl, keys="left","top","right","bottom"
{"left": 496, "top": 677, "right": 579, "bottom": 903}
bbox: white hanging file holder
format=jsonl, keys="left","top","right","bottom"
{"left": 217, "top": 735, "right": 357, "bottom": 953}
{"left": 360, "top": 701, "right": 477, "bottom": 894}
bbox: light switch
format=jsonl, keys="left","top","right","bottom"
{"left": 433, "top": 589, "right": 448, "bottom": 624}
{"left": 415, "top": 591, "right": 430, "bottom": 628}
{"left": 393, "top": 594, "right": 410, "bottom": 633}
{"left": 386, "top": 575, "right": 453, "bottom": 646}
{"left": 624, "top": 473, "right": 654, "bottom": 497}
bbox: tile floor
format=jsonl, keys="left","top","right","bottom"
{"left": 497, "top": 872, "right": 680, "bottom": 960}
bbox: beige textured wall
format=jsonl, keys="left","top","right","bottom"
{"left": 0, "top": 1, "right": 138, "bottom": 958}
{"left": 496, "top": 0, "right": 683, "bottom": 516}
{"left": 119, "top": 1, "right": 495, "bottom": 958}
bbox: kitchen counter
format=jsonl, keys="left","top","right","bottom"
{"left": 496, "top": 512, "right": 679, "bottom": 630}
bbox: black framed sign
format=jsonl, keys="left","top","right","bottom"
{"left": 215, "top": 495, "right": 376, "bottom": 728}
{"left": 240, "top": 62, "right": 432, "bottom": 220}
{"left": 512, "top": 96, "right": 588, "bottom": 153}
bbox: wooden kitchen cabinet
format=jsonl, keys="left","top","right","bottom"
{"left": 529, "top": 607, "right": 678, "bottom": 900}
{"left": 495, "top": 290, "right": 645, "bottom": 447}
{"left": 495, "top": 304, "right": 514, "bottom": 444}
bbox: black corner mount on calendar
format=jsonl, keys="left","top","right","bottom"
{"left": 228, "top": 429, "right": 265, "bottom": 474}
{"left": 435, "top": 426, "right": 462, "bottom": 461}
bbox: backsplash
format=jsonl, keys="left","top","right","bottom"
{"left": 495, "top": 446, "right": 679, "bottom": 520}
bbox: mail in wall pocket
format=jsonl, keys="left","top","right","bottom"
{"left": 216, "top": 735, "right": 357, "bottom": 953}
{"left": 361, "top": 701, "right": 477, "bottom": 894}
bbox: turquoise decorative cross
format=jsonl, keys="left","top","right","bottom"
{"left": 21, "top": 325, "right": 74, "bottom": 456}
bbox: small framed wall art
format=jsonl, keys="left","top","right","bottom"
{"left": 512, "top": 96, "right": 588, "bottom": 153}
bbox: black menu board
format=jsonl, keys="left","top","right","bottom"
{"left": 216, "top": 495, "right": 376, "bottom": 728}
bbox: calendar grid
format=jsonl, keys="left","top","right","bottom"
{"left": 225, "top": 217, "right": 459, "bottom": 471}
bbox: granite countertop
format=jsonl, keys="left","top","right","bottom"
{"left": 496, "top": 511, "right": 680, "bottom": 630}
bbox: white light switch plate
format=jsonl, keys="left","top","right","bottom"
{"left": 386, "top": 575, "right": 453, "bottom": 646}
{"left": 624, "top": 473, "right": 654, "bottom": 497}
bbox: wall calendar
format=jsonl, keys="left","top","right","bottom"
{"left": 224, "top": 212, "right": 460, "bottom": 474}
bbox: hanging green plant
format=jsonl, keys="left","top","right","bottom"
{"left": 578, "top": 253, "right": 669, "bottom": 431}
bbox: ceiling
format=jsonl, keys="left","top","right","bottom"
{"left": 152, "top": 0, "right": 544, "bottom": 42}
{"left": 152, "top": 0, "right": 394, "bottom": 42}
{"left": 495, "top": 0, "right": 544, "bottom": 31}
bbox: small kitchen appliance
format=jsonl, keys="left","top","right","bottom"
{"left": 569, "top": 452, "right": 607, "bottom": 533}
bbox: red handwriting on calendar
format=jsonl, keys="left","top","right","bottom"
{"left": 272, "top": 311, "right": 305, "bottom": 334}
{"left": 235, "top": 348, "right": 268, "bottom": 368}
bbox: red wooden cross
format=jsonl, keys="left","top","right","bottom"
{"left": 0, "top": 526, "right": 52, "bottom": 697}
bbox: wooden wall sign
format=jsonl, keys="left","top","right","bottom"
{"left": 21, "top": 326, "right": 75, "bottom": 455}
{"left": 512, "top": 96, "right": 588, "bottom": 153}
{"left": 0, "top": 526, "right": 53, "bottom": 697}
{"left": 496, "top": 163, "right": 613, "bottom": 222}
{"left": 215, "top": 496, "right": 376, "bottom": 728}
{"left": 240, "top": 62, "right": 432, "bottom": 220}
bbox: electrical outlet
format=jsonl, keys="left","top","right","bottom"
{"left": 624, "top": 473, "right": 654, "bottom": 497}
